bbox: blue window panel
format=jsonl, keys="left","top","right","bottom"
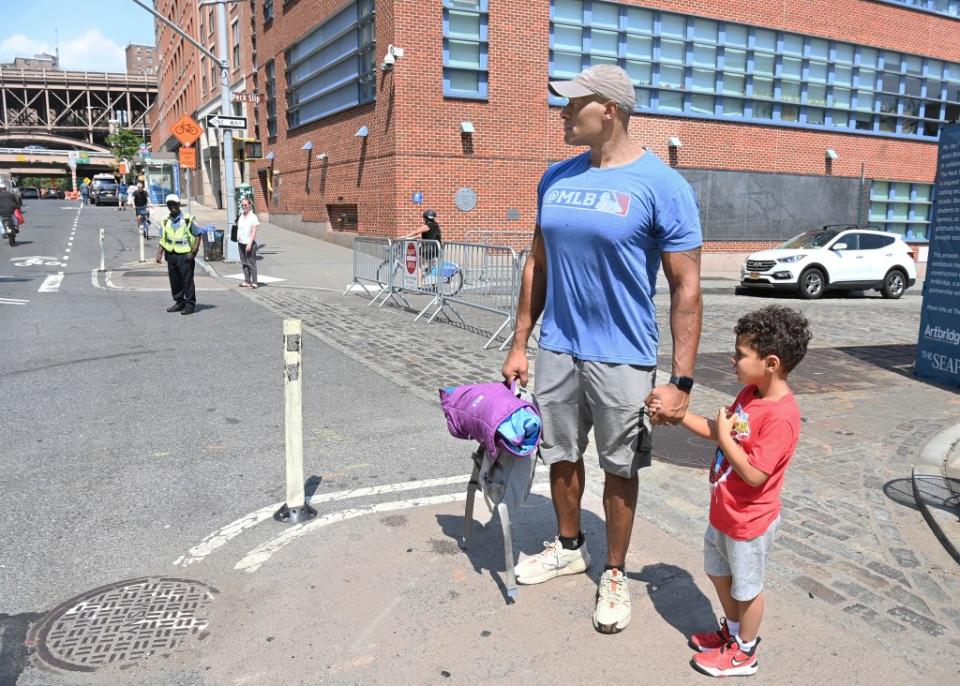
{"left": 548, "top": 0, "right": 960, "bottom": 140}
{"left": 443, "top": 0, "right": 488, "bottom": 99}
{"left": 872, "top": 1, "right": 960, "bottom": 19}
{"left": 289, "top": 32, "right": 358, "bottom": 86}
{"left": 287, "top": 4, "right": 357, "bottom": 65}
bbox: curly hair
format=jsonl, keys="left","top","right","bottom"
{"left": 734, "top": 305, "right": 813, "bottom": 373}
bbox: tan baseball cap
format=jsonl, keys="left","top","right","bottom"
{"left": 549, "top": 64, "right": 636, "bottom": 112}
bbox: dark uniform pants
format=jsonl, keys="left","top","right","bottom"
{"left": 165, "top": 251, "right": 197, "bottom": 307}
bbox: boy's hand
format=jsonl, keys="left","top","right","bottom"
{"left": 644, "top": 394, "right": 664, "bottom": 417}
{"left": 715, "top": 406, "right": 734, "bottom": 436}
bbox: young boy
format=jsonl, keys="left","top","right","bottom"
{"left": 648, "top": 305, "right": 811, "bottom": 677}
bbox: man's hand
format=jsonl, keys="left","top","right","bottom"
{"left": 186, "top": 253, "right": 195, "bottom": 262}
{"left": 501, "top": 347, "right": 529, "bottom": 387}
{"left": 644, "top": 384, "right": 690, "bottom": 425}
{"left": 155, "top": 254, "right": 162, "bottom": 264}
{"left": 246, "top": 244, "right": 253, "bottom": 254}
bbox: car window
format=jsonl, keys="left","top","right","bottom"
{"left": 832, "top": 233, "right": 859, "bottom": 250}
{"left": 858, "top": 233, "right": 894, "bottom": 250}
{"left": 780, "top": 230, "right": 839, "bottom": 249}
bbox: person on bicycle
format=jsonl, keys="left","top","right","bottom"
{"left": 401, "top": 209, "right": 442, "bottom": 267}
{"left": 0, "top": 180, "right": 22, "bottom": 245}
{"left": 133, "top": 182, "right": 150, "bottom": 238}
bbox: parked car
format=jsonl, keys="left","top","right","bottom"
{"left": 92, "top": 182, "right": 119, "bottom": 205}
{"left": 44, "top": 187, "right": 65, "bottom": 199}
{"left": 739, "top": 224, "right": 917, "bottom": 300}
{"left": 20, "top": 186, "right": 40, "bottom": 199}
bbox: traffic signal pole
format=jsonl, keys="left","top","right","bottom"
{"left": 129, "top": 0, "right": 239, "bottom": 261}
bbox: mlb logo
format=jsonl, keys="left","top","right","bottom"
{"left": 544, "top": 188, "right": 630, "bottom": 216}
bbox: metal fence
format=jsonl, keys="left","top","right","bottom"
{"left": 348, "top": 237, "right": 526, "bottom": 349}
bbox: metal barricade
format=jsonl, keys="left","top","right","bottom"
{"left": 347, "top": 237, "right": 404, "bottom": 307}
{"left": 438, "top": 241, "right": 519, "bottom": 349}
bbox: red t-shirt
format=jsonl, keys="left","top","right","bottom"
{"left": 709, "top": 384, "right": 801, "bottom": 540}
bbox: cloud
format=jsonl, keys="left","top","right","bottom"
{"left": 0, "top": 34, "right": 52, "bottom": 61}
{"left": 0, "top": 29, "right": 126, "bottom": 72}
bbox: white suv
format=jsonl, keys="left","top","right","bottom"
{"left": 740, "top": 225, "right": 917, "bottom": 300}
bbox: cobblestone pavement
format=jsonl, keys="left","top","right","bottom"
{"left": 251, "top": 281, "right": 960, "bottom": 667}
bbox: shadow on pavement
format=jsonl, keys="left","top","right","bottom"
{"left": 883, "top": 477, "right": 921, "bottom": 512}
{"left": 631, "top": 563, "right": 716, "bottom": 640}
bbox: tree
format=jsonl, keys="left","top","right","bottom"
{"left": 106, "top": 128, "right": 143, "bottom": 164}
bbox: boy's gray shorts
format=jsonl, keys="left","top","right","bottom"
{"left": 703, "top": 517, "right": 781, "bottom": 601}
{"left": 533, "top": 348, "right": 654, "bottom": 479}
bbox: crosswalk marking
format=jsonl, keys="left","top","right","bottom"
{"left": 0, "top": 297, "right": 28, "bottom": 305}
{"left": 39, "top": 272, "right": 64, "bottom": 293}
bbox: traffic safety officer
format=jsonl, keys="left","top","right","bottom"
{"left": 155, "top": 193, "right": 200, "bottom": 315}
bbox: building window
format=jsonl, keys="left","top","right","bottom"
{"left": 548, "top": 0, "right": 960, "bottom": 140}
{"left": 869, "top": 181, "right": 933, "bottom": 239}
{"left": 264, "top": 0, "right": 274, "bottom": 23}
{"left": 327, "top": 203, "right": 359, "bottom": 232}
{"left": 872, "top": 1, "right": 960, "bottom": 18}
{"left": 208, "top": 9, "right": 215, "bottom": 37}
{"left": 265, "top": 60, "right": 277, "bottom": 139}
{"left": 232, "top": 20, "right": 240, "bottom": 68}
{"left": 443, "top": 0, "right": 488, "bottom": 99}
{"left": 284, "top": 0, "right": 376, "bottom": 130}
{"left": 201, "top": 56, "right": 208, "bottom": 94}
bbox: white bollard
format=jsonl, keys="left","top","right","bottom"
{"left": 274, "top": 319, "right": 317, "bottom": 524}
{"left": 98, "top": 228, "right": 105, "bottom": 272}
{"left": 139, "top": 229, "right": 145, "bottom": 263}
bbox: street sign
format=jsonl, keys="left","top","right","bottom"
{"left": 171, "top": 114, "right": 203, "bottom": 146}
{"left": 232, "top": 92, "right": 261, "bottom": 104}
{"left": 208, "top": 115, "right": 247, "bottom": 130}
{"left": 403, "top": 241, "right": 420, "bottom": 291}
{"left": 179, "top": 147, "right": 197, "bottom": 170}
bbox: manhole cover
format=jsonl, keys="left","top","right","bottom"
{"left": 652, "top": 425, "right": 713, "bottom": 469}
{"left": 27, "top": 577, "right": 218, "bottom": 673}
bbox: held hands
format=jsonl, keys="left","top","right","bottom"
{"left": 501, "top": 348, "right": 529, "bottom": 388}
{"left": 715, "top": 406, "right": 734, "bottom": 436}
{"left": 643, "top": 384, "right": 690, "bottom": 425}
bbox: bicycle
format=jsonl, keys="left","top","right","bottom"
{"left": 376, "top": 242, "right": 463, "bottom": 296}
{"left": 135, "top": 206, "right": 153, "bottom": 239}
{"left": 2, "top": 215, "right": 17, "bottom": 247}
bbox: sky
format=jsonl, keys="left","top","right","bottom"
{"left": 1, "top": 1, "right": 157, "bottom": 72}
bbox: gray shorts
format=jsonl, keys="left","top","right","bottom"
{"left": 703, "top": 517, "right": 781, "bottom": 601}
{"left": 533, "top": 348, "right": 654, "bottom": 479}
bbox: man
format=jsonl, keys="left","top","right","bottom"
{"left": 117, "top": 180, "right": 128, "bottom": 211}
{"left": 155, "top": 194, "right": 200, "bottom": 315}
{"left": 502, "top": 64, "right": 703, "bottom": 634}
{"left": 0, "top": 180, "right": 21, "bottom": 245}
{"left": 133, "top": 182, "right": 150, "bottom": 238}
{"left": 401, "top": 209, "right": 442, "bottom": 268}
{"left": 79, "top": 180, "right": 90, "bottom": 207}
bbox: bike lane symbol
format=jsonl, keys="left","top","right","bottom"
{"left": 11, "top": 256, "right": 66, "bottom": 267}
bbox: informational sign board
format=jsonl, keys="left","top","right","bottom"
{"left": 178, "top": 147, "right": 197, "bottom": 170}
{"left": 915, "top": 123, "right": 960, "bottom": 387}
{"left": 412, "top": 191, "right": 423, "bottom": 205}
{"left": 171, "top": 115, "right": 203, "bottom": 146}
{"left": 403, "top": 241, "right": 420, "bottom": 291}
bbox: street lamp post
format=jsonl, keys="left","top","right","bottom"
{"left": 128, "top": 0, "right": 239, "bottom": 261}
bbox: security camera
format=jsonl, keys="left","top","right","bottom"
{"left": 381, "top": 52, "right": 395, "bottom": 71}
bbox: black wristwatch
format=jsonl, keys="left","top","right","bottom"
{"left": 669, "top": 375, "right": 694, "bottom": 393}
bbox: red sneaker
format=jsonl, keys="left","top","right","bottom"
{"left": 691, "top": 636, "right": 760, "bottom": 677}
{"left": 690, "top": 617, "right": 733, "bottom": 652}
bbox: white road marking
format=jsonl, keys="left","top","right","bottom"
{"left": 234, "top": 492, "right": 469, "bottom": 574}
{"left": 11, "top": 256, "right": 65, "bottom": 267}
{"left": 0, "top": 297, "right": 29, "bottom": 305}
{"left": 174, "top": 474, "right": 472, "bottom": 568}
{"left": 224, "top": 272, "right": 286, "bottom": 284}
{"left": 65, "top": 248, "right": 71, "bottom": 253}
{"left": 38, "top": 272, "right": 64, "bottom": 293}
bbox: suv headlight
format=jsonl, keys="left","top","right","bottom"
{"left": 776, "top": 255, "right": 808, "bottom": 264}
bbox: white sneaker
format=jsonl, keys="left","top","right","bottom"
{"left": 593, "top": 568, "right": 631, "bottom": 634}
{"left": 514, "top": 537, "right": 590, "bottom": 585}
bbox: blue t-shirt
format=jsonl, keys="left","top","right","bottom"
{"left": 536, "top": 150, "right": 702, "bottom": 365}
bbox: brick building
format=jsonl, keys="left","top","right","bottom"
{"left": 126, "top": 44, "right": 158, "bottom": 76}
{"left": 152, "top": 0, "right": 257, "bottom": 209}
{"left": 245, "top": 1, "right": 959, "bottom": 262}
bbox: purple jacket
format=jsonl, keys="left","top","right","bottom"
{"left": 439, "top": 382, "right": 539, "bottom": 458}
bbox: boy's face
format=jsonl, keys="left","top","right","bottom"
{"left": 732, "top": 334, "right": 778, "bottom": 385}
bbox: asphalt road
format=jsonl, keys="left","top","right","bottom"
{"left": 0, "top": 201, "right": 468, "bottom": 684}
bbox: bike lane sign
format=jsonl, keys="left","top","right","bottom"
{"left": 403, "top": 241, "right": 420, "bottom": 291}
{"left": 171, "top": 115, "right": 204, "bottom": 146}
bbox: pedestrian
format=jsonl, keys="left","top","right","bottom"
{"left": 79, "top": 180, "right": 90, "bottom": 207}
{"left": 155, "top": 194, "right": 200, "bottom": 315}
{"left": 501, "top": 64, "right": 703, "bottom": 634}
{"left": 127, "top": 182, "right": 136, "bottom": 210}
{"left": 118, "top": 180, "right": 128, "bottom": 211}
{"left": 0, "top": 180, "right": 22, "bottom": 244}
{"left": 648, "top": 305, "right": 811, "bottom": 677}
{"left": 236, "top": 197, "right": 260, "bottom": 288}
{"left": 133, "top": 182, "right": 150, "bottom": 238}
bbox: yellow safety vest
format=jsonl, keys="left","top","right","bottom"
{"left": 160, "top": 213, "right": 198, "bottom": 253}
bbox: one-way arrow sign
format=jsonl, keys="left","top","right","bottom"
{"left": 207, "top": 115, "right": 247, "bottom": 129}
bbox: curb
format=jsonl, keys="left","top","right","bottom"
{"left": 911, "top": 424, "right": 960, "bottom": 565}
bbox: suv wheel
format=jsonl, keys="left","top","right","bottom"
{"left": 798, "top": 267, "right": 826, "bottom": 300}
{"left": 881, "top": 269, "right": 906, "bottom": 299}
